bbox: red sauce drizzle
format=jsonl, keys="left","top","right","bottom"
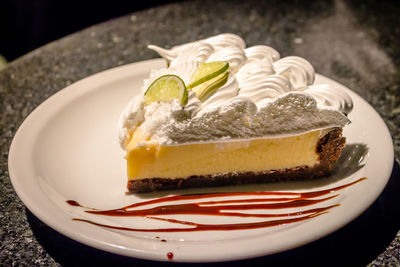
{"left": 66, "top": 200, "right": 80, "bottom": 206}
{"left": 167, "top": 252, "right": 174, "bottom": 260}
{"left": 67, "top": 177, "right": 366, "bottom": 232}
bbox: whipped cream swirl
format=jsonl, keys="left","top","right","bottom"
{"left": 118, "top": 33, "right": 353, "bottom": 147}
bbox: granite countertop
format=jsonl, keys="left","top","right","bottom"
{"left": 1, "top": 0, "right": 399, "bottom": 266}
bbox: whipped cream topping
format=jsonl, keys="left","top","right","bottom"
{"left": 118, "top": 33, "right": 353, "bottom": 148}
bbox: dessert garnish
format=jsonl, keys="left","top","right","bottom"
{"left": 144, "top": 74, "right": 188, "bottom": 107}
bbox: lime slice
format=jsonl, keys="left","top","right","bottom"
{"left": 144, "top": 75, "right": 188, "bottom": 106}
{"left": 193, "top": 71, "right": 229, "bottom": 102}
{"left": 187, "top": 61, "right": 229, "bottom": 89}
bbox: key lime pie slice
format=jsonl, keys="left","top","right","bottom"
{"left": 118, "top": 33, "right": 353, "bottom": 193}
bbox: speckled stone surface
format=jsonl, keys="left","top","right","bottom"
{"left": 1, "top": 0, "right": 399, "bottom": 266}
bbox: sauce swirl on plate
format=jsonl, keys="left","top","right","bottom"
{"left": 67, "top": 177, "right": 365, "bottom": 232}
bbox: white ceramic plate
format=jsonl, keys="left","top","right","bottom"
{"left": 8, "top": 59, "right": 393, "bottom": 262}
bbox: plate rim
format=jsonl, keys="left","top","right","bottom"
{"left": 8, "top": 58, "right": 394, "bottom": 262}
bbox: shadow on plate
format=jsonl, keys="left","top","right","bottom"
{"left": 26, "top": 156, "right": 399, "bottom": 267}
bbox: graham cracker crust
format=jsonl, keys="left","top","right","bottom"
{"left": 127, "top": 128, "right": 346, "bottom": 193}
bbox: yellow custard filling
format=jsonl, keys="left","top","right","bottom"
{"left": 126, "top": 130, "right": 322, "bottom": 180}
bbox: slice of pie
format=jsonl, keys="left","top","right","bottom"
{"left": 118, "top": 33, "right": 353, "bottom": 193}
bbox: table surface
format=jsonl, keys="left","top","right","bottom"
{"left": 1, "top": 0, "right": 399, "bottom": 266}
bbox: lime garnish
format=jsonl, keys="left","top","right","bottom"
{"left": 144, "top": 75, "right": 188, "bottom": 106}
{"left": 187, "top": 61, "right": 229, "bottom": 89}
{"left": 193, "top": 71, "right": 229, "bottom": 102}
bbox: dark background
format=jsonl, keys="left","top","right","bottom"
{"left": 1, "top": 0, "right": 399, "bottom": 63}
{"left": 0, "top": 0, "right": 181, "bottom": 62}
